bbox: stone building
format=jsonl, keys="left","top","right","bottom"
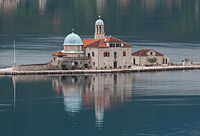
{"left": 83, "top": 36, "right": 132, "bottom": 69}
{"left": 51, "top": 17, "right": 133, "bottom": 69}
{"left": 132, "top": 49, "right": 170, "bottom": 66}
{"left": 51, "top": 32, "right": 90, "bottom": 69}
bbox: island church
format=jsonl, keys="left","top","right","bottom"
{"left": 52, "top": 18, "right": 133, "bottom": 69}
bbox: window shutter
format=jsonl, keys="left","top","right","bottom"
{"left": 104, "top": 52, "right": 106, "bottom": 57}
{"left": 123, "top": 52, "right": 126, "bottom": 56}
{"left": 108, "top": 52, "right": 110, "bottom": 57}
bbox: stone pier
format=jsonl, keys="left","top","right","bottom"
{"left": 1, "top": 65, "right": 200, "bottom": 75}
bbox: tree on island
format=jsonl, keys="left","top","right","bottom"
{"left": 147, "top": 58, "right": 157, "bottom": 64}
{"left": 185, "top": 58, "right": 190, "bottom": 63}
{"left": 61, "top": 63, "right": 67, "bottom": 70}
{"left": 182, "top": 58, "right": 190, "bottom": 63}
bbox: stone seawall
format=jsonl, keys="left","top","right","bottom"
{"left": 13, "top": 63, "right": 59, "bottom": 71}
{"left": 1, "top": 65, "right": 200, "bottom": 75}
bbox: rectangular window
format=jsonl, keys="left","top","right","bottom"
{"left": 88, "top": 53, "right": 91, "bottom": 57}
{"left": 110, "top": 43, "right": 115, "bottom": 47}
{"left": 93, "top": 62, "right": 95, "bottom": 66}
{"left": 116, "top": 43, "right": 121, "bottom": 47}
{"left": 92, "top": 52, "right": 94, "bottom": 57}
{"left": 123, "top": 51, "right": 126, "bottom": 56}
{"left": 104, "top": 52, "right": 110, "bottom": 57}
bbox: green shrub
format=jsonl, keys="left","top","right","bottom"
{"left": 84, "top": 64, "right": 88, "bottom": 69}
{"left": 71, "top": 66, "right": 75, "bottom": 70}
{"left": 61, "top": 63, "right": 67, "bottom": 70}
{"left": 147, "top": 58, "right": 157, "bottom": 63}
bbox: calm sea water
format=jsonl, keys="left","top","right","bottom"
{"left": 1, "top": 71, "right": 200, "bottom": 136}
{"left": 1, "top": 0, "right": 200, "bottom": 136}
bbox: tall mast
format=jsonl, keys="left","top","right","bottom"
{"left": 14, "top": 40, "right": 16, "bottom": 64}
{"left": 12, "top": 76, "right": 16, "bottom": 111}
{"left": 13, "top": 40, "right": 16, "bottom": 110}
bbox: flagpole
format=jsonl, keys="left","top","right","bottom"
{"left": 12, "top": 40, "right": 16, "bottom": 70}
{"left": 14, "top": 40, "right": 16, "bottom": 64}
{"left": 12, "top": 76, "right": 16, "bottom": 111}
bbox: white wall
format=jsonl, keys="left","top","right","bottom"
{"left": 86, "top": 47, "right": 132, "bottom": 69}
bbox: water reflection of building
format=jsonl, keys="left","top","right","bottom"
{"left": 142, "top": 0, "right": 160, "bottom": 12}
{"left": 96, "top": 0, "right": 105, "bottom": 14}
{"left": 52, "top": 74, "right": 132, "bottom": 127}
{"left": 39, "top": 0, "right": 47, "bottom": 15}
{"left": 52, "top": 76, "right": 89, "bottom": 113}
{"left": 167, "top": 0, "right": 182, "bottom": 9}
{"left": 142, "top": 0, "right": 182, "bottom": 13}
{"left": 118, "top": 0, "right": 131, "bottom": 13}
{"left": 195, "top": 0, "right": 199, "bottom": 20}
{"left": 88, "top": 74, "right": 133, "bottom": 127}
{"left": 0, "top": 0, "right": 20, "bottom": 12}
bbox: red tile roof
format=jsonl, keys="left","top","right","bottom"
{"left": 82, "top": 39, "right": 107, "bottom": 47}
{"left": 82, "top": 36, "right": 132, "bottom": 48}
{"left": 82, "top": 39, "right": 99, "bottom": 47}
{"left": 52, "top": 51, "right": 66, "bottom": 56}
{"left": 53, "top": 36, "right": 133, "bottom": 55}
{"left": 132, "top": 49, "right": 164, "bottom": 56}
{"left": 107, "top": 36, "right": 132, "bottom": 47}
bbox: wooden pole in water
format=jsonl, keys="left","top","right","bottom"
{"left": 12, "top": 76, "right": 16, "bottom": 111}
{"left": 13, "top": 40, "right": 16, "bottom": 111}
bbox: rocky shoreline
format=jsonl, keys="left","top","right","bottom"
{"left": 1, "top": 65, "right": 200, "bottom": 75}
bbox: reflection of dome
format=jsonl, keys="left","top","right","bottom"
{"left": 95, "top": 19, "right": 104, "bottom": 25}
{"left": 95, "top": 109, "right": 104, "bottom": 128}
{"left": 63, "top": 88, "right": 82, "bottom": 113}
{"left": 63, "top": 32, "right": 83, "bottom": 46}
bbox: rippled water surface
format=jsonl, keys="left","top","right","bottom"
{"left": 1, "top": 71, "right": 200, "bottom": 136}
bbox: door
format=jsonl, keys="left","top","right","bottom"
{"left": 133, "top": 58, "right": 136, "bottom": 65}
{"left": 114, "top": 61, "right": 117, "bottom": 68}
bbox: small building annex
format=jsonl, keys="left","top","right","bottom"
{"left": 132, "top": 49, "right": 170, "bottom": 66}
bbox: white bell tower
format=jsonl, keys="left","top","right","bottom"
{"left": 94, "top": 16, "right": 105, "bottom": 39}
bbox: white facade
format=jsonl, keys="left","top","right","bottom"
{"left": 86, "top": 47, "right": 132, "bottom": 69}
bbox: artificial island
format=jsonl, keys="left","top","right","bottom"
{"left": 1, "top": 17, "right": 200, "bottom": 75}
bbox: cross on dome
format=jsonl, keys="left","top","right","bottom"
{"left": 72, "top": 28, "right": 74, "bottom": 33}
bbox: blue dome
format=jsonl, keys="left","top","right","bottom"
{"left": 95, "top": 19, "right": 104, "bottom": 25}
{"left": 63, "top": 32, "right": 83, "bottom": 46}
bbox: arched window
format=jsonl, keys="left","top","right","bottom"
{"left": 99, "top": 26, "right": 101, "bottom": 33}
